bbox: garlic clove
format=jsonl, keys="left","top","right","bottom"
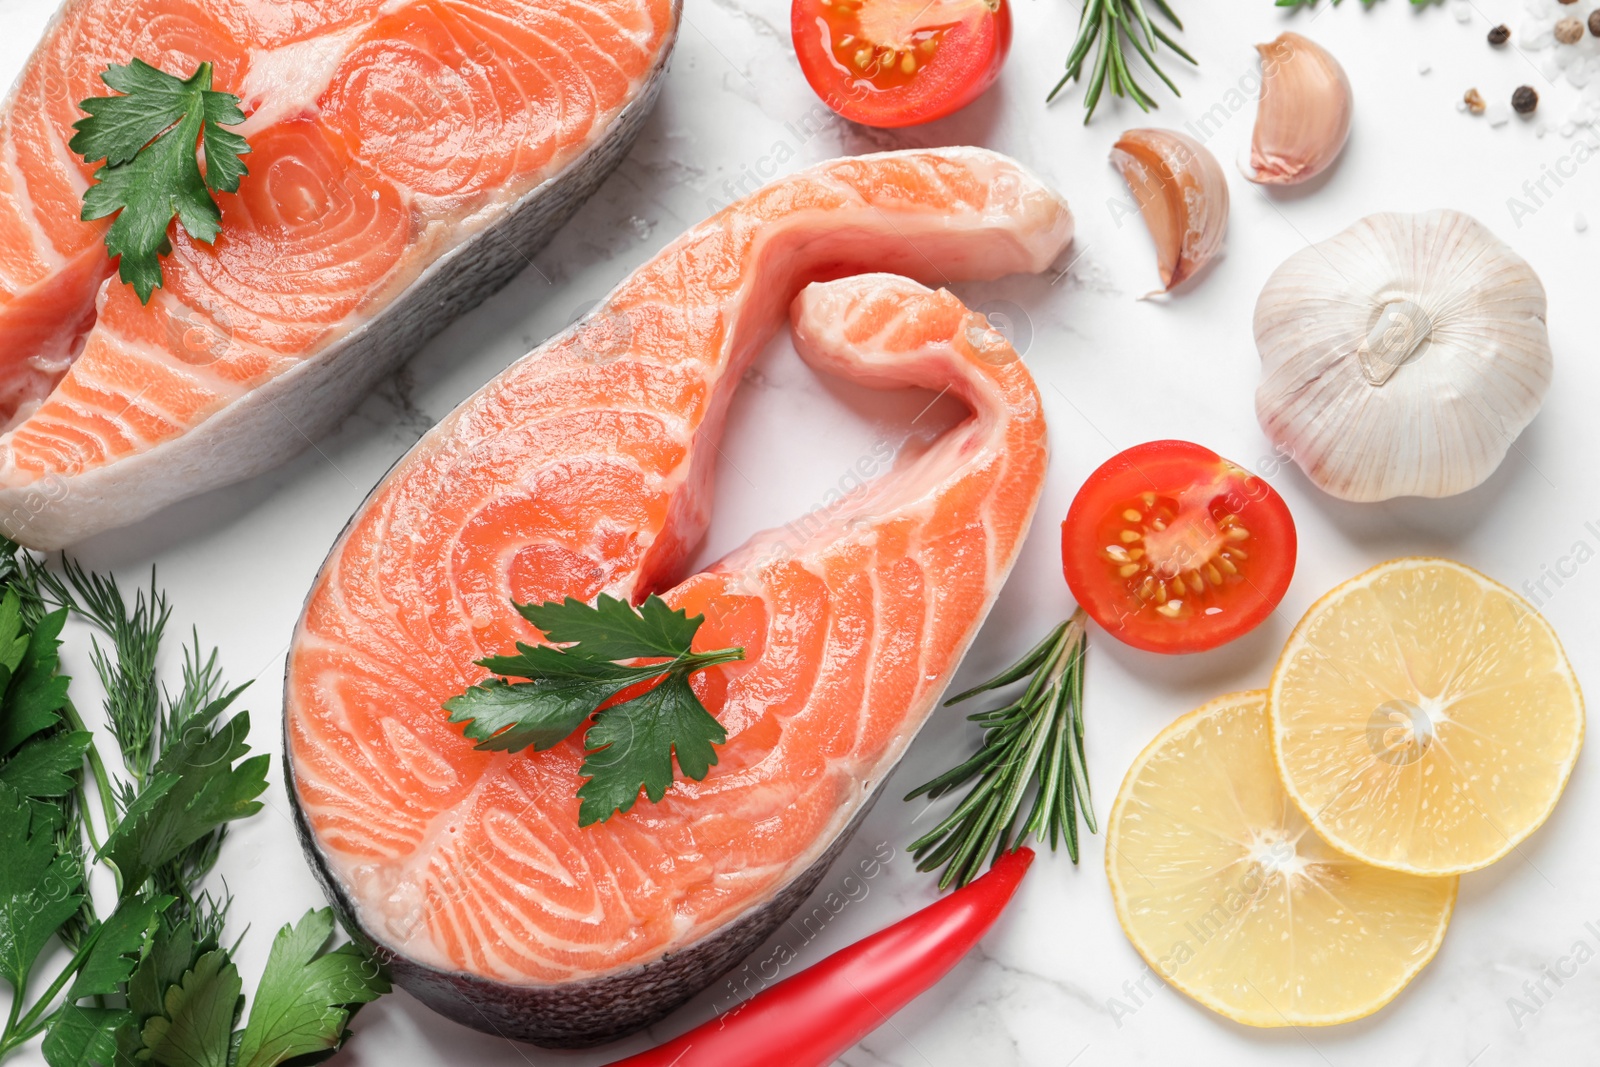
{"left": 1254, "top": 210, "right": 1553, "bottom": 503}
{"left": 1111, "top": 128, "right": 1229, "bottom": 292}
{"left": 1245, "top": 32, "right": 1353, "bottom": 186}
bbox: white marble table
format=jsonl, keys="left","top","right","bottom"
{"left": 4, "top": 0, "right": 1598, "bottom": 1062}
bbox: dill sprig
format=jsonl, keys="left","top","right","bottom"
{"left": 906, "top": 609, "right": 1096, "bottom": 889}
{"left": 154, "top": 635, "right": 247, "bottom": 938}
{"left": 19, "top": 553, "right": 246, "bottom": 931}
{"left": 1048, "top": 0, "right": 1195, "bottom": 123}
{"left": 22, "top": 557, "right": 167, "bottom": 779}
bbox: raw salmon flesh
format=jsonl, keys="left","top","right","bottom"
{"left": 285, "top": 148, "right": 1072, "bottom": 1046}
{"left": 0, "top": 0, "right": 678, "bottom": 549}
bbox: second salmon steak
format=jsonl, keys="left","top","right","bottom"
{"left": 284, "top": 147, "right": 1072, "bottom": 1047}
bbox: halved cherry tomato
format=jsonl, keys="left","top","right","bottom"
{"left": 1061, "top": 441, "right": 1297, "bottom": 654}
{"left": 791, "top": 0, "right": 1011, "bottom": 128}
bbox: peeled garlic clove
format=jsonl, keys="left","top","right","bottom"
{"left": 1111, "top": 128, "right": 1229, "bottom": 292}
{"left": 1254, "top": 210, "right": 1552, "bottom": 502}
{"left": 1246, "top": 32, "right": 1353, "bottom": 185}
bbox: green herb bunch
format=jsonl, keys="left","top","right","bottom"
{"left": 0, "top": 540, "right": 387, "bottom": 1067}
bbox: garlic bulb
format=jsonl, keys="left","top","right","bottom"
{"left": 1111, "top": 128, "right": 1229, "bottom": 292}
{"left": 1255, "top": 210, "right": 1552, "bottom": 502}
{"left": 1246, "top": 32, "right": 1353, "bottom": 186}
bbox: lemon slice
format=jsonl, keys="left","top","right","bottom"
{"left": 1270, "top": 558, "right": 1584, "bottom": 876}
{"left": 1107, "top": 691, "right": 1457, "bottom": 1027}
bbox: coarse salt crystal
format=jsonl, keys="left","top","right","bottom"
{"left": 1561, "top": 121, "right": 1577, "bottom": 136}
{"left": 1454, "top": 4, "right": 1472, "bottom": 23}
{"left": 1487, "top": 104, "right": 1513, "bottom": 126}
{"left": 1537, "top": 121, "right": 1550, "bottom": 136}
{"left": 1576, "top": 212, "right": 1589, "bottom": 233}
{"left": 1418, "top": 61, "right": 1432, "bottom": 75}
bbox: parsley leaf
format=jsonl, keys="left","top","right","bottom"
{"left": 70, "top": 59, "right": 250, "bottom": 303}
{"left": 40, "top": 1006, "right": 131, "bottom": 1067}
{"left": 517, "top": 594, "right": 704, "bottom": 661}
{"left": 0, "top": 600, "right": 70, "bottom": 755}
{"left": 577, "top": 673, "right": 728, "bottom": 825}
{"left": 0, "top": 590, "right": 87, "bottom": 1022}
{"left": 0, "top": 592, "right": 30, "bottom": 678}
{"left": 445, "top": 661, "right": 662, "bottom": 753}
{"left": 136, "top": 948, "right": 242, "bottom": 1067}
{"left": 0, "top": 782, "right": 85, "bottom": 992}
{"left": 0, "top": 596, "right": 79, "bottom": 797}
{"left": 0, "top": 730, "right": 92, "bottom": 798}
{"left": 233, "top": 908, "right": 389, "bottom": 1067}
{"left": 69, "top": 894, "right": 172, "bottom": 1000}
{"left": 124, "top": 920, "right": 202, "bottom": 1023}
{"left": 444, "top": 595, "right": 743, "bottom": 824}
{"left": 99, "top": 696, "right": 267, "bottom": 894}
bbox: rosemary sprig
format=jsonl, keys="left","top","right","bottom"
{"left": 906, "top": 609, "right": 1096, "bottom": 889}
{"left": 1048, "top": 0, "right": 1195, "bottom": 123}
{"left": 1275, "top": 1, "right": 1436, "bottom": 6}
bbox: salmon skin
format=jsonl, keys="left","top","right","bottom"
{"left": 284, "top": 148, "right": 1071, "bottom": 1047}
{"left": 0, "top": 0, "right": 680, "bottom": 549}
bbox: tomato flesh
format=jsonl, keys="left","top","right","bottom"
{"left": 791, "top": 0, "right": 1010, "bottom": 128}
{"left": 1061, "top": 441, "right": 1297, "bottom": 654}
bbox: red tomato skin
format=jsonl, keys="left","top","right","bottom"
{"left": 1061, "top": 440, "right": 1298, "bottom": 655}
{"left": 790, "top": 0, "right": 1011, "bottom": 128}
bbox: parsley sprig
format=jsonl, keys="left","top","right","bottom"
{"left": 0, "top": 541, "right": 388, "bottom": 1067}
{"left": 446, "top": 594, "right": 744, "bottom": 826}
{"left": 70, "top": 59, "right": 251, "bottom": 303}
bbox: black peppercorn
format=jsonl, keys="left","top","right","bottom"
{"left": 1513, "top": 86, "right": 1539, "bottom": 114}
{"left": 1488, "top": 24, "right": 1511, "bottom": 45}
{"left": 1590, "top": 9, "right": 1600, "bottom": 36}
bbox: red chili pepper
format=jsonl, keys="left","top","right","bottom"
{"left": 605, "top": 847, "right": 1034, "bottom": 1067}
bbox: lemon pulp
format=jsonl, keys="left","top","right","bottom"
{"left": 1270, "top": 557, "right": 1584, "bottom": 875}
{"left": 1107, "top": 691, "right": 1457, "bottom": 1027}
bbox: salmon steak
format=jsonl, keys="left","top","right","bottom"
{"left": 0, "top": 0, "right": 679, "bottom": 549}
{"left": 284, "top": 148, "right": 1071, "bottom": 1047}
